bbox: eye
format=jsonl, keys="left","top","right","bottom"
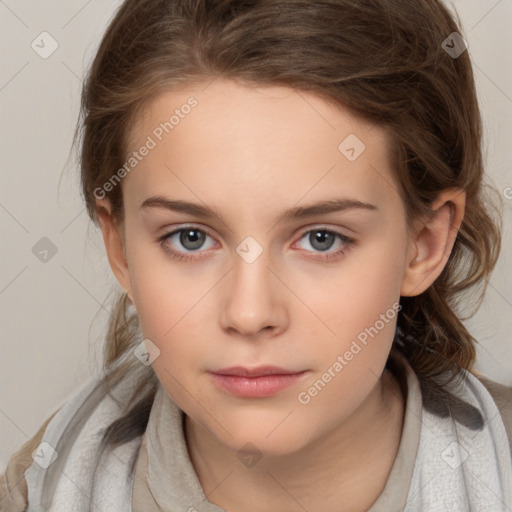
{"left": 294, "top": 228, "right": 354, "bottom": 260}
{"left": 157, "top": 225, "right": 354, "bottom": 262}
{"left": 158, "top": 226, "right": 217, "bottom": 260}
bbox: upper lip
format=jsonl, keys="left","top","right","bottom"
{"left": 211, "top": 366, "right": 305, "bottom": 377}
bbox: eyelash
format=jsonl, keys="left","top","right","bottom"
{"left": 157, "top": 225, "right": 355, "bottom": 262}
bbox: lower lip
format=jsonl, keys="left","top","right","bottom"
{"left": 209, "top": 372, "right": 307, "bottom": 398}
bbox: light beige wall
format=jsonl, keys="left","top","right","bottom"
{"left": 0, "top": 0, "right": 511, "bottom": 470}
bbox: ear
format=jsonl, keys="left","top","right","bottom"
{"left": 96, "top": 198, "right": 134, "bottom": 302}
{"left": 400, "top": 188, "right": 466, "bottom": 297}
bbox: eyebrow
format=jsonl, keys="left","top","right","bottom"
{"left": 139, "top": 196, "right": 377, "bottom": 224}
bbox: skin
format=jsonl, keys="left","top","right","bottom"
{"left": 97, "top": 78, "right": 465, "bottom": 511}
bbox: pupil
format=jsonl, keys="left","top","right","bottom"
{"left": 180, "top": 229, "right": 205, "bottom": 250}
{"left": 310, "top": 231, "right": 334, "bottom": 251}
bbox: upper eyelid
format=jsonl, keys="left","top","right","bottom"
{"left": 165, "top": 224, "right": 214, "bottom": 237}
{"left": 161, "top": 223, "right": 350, "bottom": 237}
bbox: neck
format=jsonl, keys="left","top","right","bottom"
{"left": 185, "top": 369, "right": 405, "bottom": 512}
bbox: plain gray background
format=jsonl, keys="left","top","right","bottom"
{"left": 1, "top": 0, "right": 511, "bottom": 470}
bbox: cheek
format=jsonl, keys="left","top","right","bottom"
{"left": 130, "top": 267, "right": 207, "bottom": 401}
{"left": 343, "top": 250, "right": 403, "bottom": 339}
{"left": 293, "top": 234, "right": 405, "bottom": 407}
{"left": 299, "top": 233, "right": 405, "bottom": 343}
{"left": 125, "top": 242, "right": 218, "bottom": 386}
{"left": 125, "top": 232, "right": 207, "bottom": 337}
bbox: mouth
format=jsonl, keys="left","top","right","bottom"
{"left": 209, "top": 366, "right": 309, "bottom": 398}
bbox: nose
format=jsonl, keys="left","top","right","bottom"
{"left": 219, "top": 249, "right": 288, "bottom": 338}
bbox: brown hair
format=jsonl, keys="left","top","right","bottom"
{"left": 75, "top": 0, "right": 502, "bottom": 448}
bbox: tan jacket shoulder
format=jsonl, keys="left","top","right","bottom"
{"left": 0, "top": 410, "right": 59, "bottom": 512}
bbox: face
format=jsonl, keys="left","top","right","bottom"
{"left": 112, "top": 78, "right": 414, "bottom": 456}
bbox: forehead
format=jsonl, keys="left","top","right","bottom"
{"left": 123, "top": 79, "right": 400, "bottom": 217}
{"left": 129, "top": 78, "right": 390, "bottom": 151}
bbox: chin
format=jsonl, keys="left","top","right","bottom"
{"left": 202, "top": 411, "right": 318, "bottom": 459}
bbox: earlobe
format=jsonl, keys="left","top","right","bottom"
{"left": 96, "top": 199, "right": 134, "bottom": 302}
{"left": 400, "top": 188, "right": 466, "bottom": 297}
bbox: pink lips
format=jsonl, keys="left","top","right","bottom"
{"left": 209, "top": 366, "right": 308, "bottom": 398}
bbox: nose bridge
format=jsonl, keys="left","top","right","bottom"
{"left": 221, "top": 242, "right": 285, "bottom": 335}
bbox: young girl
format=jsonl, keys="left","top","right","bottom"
{"left": 2, "top": 0, "right": 511, "bottom": 510}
